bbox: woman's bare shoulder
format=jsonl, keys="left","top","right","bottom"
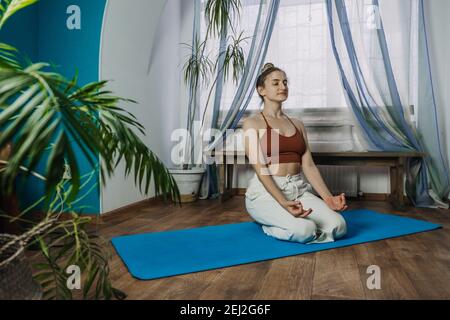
{"left": 242, "top": 113, "right": 265, "bottom": 130}
{"left": 290, "top": 117, "right": 306, "bottom": 129}
{"left": 290, "top": 117, "right": 308, "bottom": 135}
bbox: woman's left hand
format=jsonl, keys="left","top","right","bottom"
{"left": 324, "top": 193, "right": 348, "bottom": 212}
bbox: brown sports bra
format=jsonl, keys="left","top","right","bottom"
{"left": 259, "top": 112, "right": 307, "bottom": 165}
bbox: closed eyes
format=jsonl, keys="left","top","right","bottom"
{"left": 273, "top": 81, "right": 288, "bottom": 85}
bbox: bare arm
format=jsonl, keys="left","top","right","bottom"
{"left": 296, "top": 119, "right": 348, "bottom": 211}
{"left": 295, "top": 120, "right": 333, "bottom": 200}
{"left": 242, "top": 118, "right": 311, "bottom": 217}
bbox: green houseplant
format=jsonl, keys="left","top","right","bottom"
{"left": 170, "top": 0, "right": 248, "bottom": 202}
{"left": 0, "top": 0, "right": 180, "bottom": 299}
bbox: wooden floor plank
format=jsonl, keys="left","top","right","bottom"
{"left": 387, "top": 232, "right": 450, "bottom": 300}
{"left": 253, "top": 254, "right": 316, "bottom": 300}
{"left": 198, "top": 261, "right": 272, "bottom": 300}
{"left": 312, "top": 246, "right": 366, "bottom": 299}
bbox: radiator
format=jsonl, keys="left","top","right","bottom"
{"left": 310, "top": 165, "right": 358, "bottom": 198}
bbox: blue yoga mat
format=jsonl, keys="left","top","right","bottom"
{"left": 111, "top": 209, "right": 441, "bottom": 280}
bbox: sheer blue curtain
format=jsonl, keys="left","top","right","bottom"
{"left": 198, "top": 0, "right": 281, "bottom": 199}
{"left": 326, "top": 0, "right": 450, "bottom": 208}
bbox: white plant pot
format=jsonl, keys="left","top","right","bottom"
{"left": 169, "top": 167, "right": 206, "bottom": 203}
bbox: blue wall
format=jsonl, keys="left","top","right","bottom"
{"left": 0, "top": 0, "right": 107, "bottom": 214}
{"left": 0, "top": 4, "right": 38, "bottom": 62}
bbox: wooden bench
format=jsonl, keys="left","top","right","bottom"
{"left": 212, "top": 150, "right": 426, "bottom": 210}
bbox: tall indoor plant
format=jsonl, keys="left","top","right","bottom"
{"left": 170, "top": 0, "right": 247, "bottom": 202}
{"left": 0, "top": 0, "right": 180, "bottom": 299}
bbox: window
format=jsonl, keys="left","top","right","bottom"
{"left": 199, "top": 0, "right": 347, "bottom": 115}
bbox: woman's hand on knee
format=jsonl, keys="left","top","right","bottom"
{"left": 324, "top": 193, "right": 348, "bottom": 212}
{"left": 281, "top": 200, "right": 313, "bottom": 218}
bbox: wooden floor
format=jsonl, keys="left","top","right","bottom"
{"left": 94, "top": 196, "right": 450, "bottom": 300}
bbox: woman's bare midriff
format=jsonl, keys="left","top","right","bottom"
{"left": 267, "top": 162, "right": 302, "bottom": 176}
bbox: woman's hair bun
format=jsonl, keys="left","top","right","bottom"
{"left": 261, "top": 63, "right": 275, "bottom": 74}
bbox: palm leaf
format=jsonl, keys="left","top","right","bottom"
{"left": 205, "top": 0, "right": 241, "bottom": 37}
{"left": 0, "top": 42, "right": 19, "bottom": 68}
{"left": 0, "top": 0, "right": 39, "bottom": 29}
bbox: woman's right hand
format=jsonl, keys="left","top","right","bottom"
{"left": 281, "top": 200, "right": 313, "bottom": 218}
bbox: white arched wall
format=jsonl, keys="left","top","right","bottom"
{"left": 99, "top": 0, "right": 184, "bottom": 213}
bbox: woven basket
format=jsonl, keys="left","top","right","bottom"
{"left": 0, "top": 234, "right": 42, "bottom": 300}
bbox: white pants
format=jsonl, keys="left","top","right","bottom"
{"left": 245, "top": 173, "right": 347, "bottom": 244}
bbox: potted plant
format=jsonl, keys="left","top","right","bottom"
{"left": 0, "top": 0, "right": 180, "bottom": 299}
{"left": 170, "top": 0, "right": 247, "bottom": 202}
